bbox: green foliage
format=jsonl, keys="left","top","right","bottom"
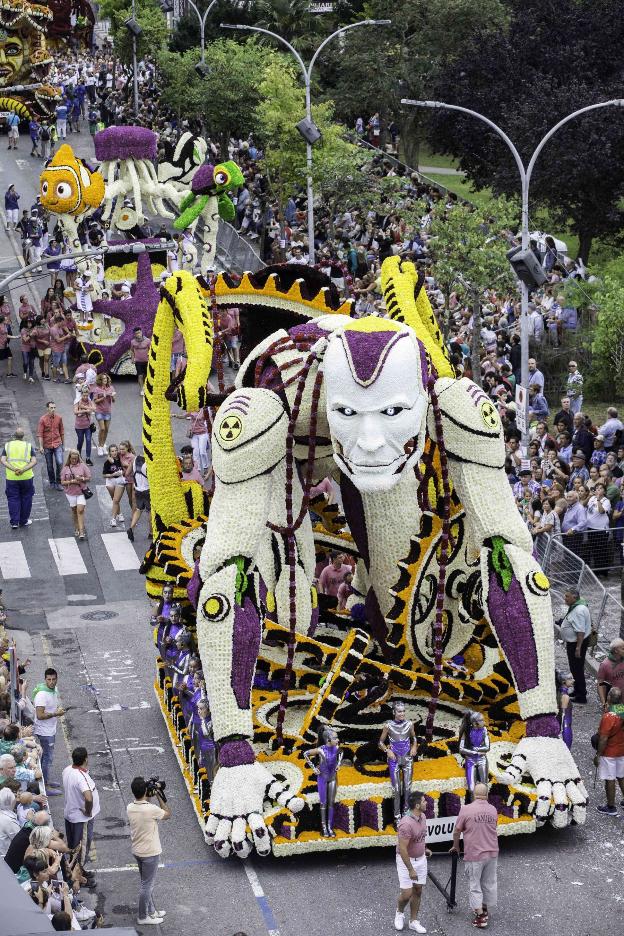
{"left": 255, "top": 62, "right": 364, "bottom": 215}
{"left": 591, "top": 276, "right": 624, "bottom": 396}
{"left": 109, "top": 0, "right": 169, "bottom": 65}
{"left": 157, "top": 40, "right": 276, "bottom": 152}
{"left": 427, "top": 196, "right": 517, "bottom": 301}
{"left": 561, "top": 276, "right": 601, "bottom": 313}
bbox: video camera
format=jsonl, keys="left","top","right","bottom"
{"left": 145, "top": 776, "right": 167, "bottom": 802}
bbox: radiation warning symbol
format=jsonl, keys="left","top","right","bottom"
{"left": 480, "top": 400, "right": 500, "bottom": 430}
{"left": 218, "top": 414, "right": 243, "bottom": 441}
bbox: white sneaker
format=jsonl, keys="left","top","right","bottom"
{"left": 151, "top": 911, "right": 166, "bottom": 917}
{"left": 408, "top": 922, "right": 427, "bottom": 933}
{"left": 110, "top": 517, "right": 117, "bottom": 527}
{"left": 75, "top": 905, "right": 96, "bottom": 922}
{"left": 137, "top": 918, "right": 161, "bottom": 925}
{"left": 97, "top": 446, "right": 104, "bottom": 456}
{"left": 117, "top": 513, "right": 125, "bottom": 522}
{"left": 395, "top": 911, "right": 405, "bottom": 931}
{"left": 102, "top": 444, "right": 108, "bottom": 454}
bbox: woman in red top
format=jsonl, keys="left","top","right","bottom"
{"left": 60, "top": 449, "right": 91, "bottom": 539}
{"left": 73, "top": 385, "right": 96, "bottom": 465}
{"left": 32, "top": 316, "right": 51, "bottom": 380}
{"left": 41, "top": 287, "right": 56, "bottom": 319}
{"left": 119, "top": 440, "right": 137, "bottom": 513}
{"left": 20, "top": 318, "right": 36, "bottom": 382}
{"left": 93, "top": 373, "right": 116, "bottom": 456}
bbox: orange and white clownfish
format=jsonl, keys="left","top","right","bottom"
{"left": 40, "top": 144, "right": 105, "bottom": 217}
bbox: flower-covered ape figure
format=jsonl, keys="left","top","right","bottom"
{"left": 194, "top": 255, "right": 587, "bottom": 859}
{"left": 94, "top": 126, "right": 182, "bottom": 232}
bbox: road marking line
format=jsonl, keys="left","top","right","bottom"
{"left": 100, "top": 532, "right": 140, "bottom": 570}
{"left": 0, "top": 540, "right": 31, "bottom": 578}
{"left": 48, "top": 536, "right": 88, "bottom": 575}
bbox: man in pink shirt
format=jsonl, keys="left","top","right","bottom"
{"left": 597, "top": 639, "right": 624, "bottom": 708}
{"left": 130, "top": 327, "right": 151, "bottom": 395}
{"left": 450, "top": 783, "right": 499, "bottom": 929}
{"left": 394, "top": 791, "right": 431, "bottom": 932}
{"left": 318, "top": 553, "right": 350, "bottom": 599}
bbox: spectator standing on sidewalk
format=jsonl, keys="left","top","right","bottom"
{"left": 450, "top": 782, "right": 499, "bottom": 929}
{"left": 33, "top": 667, "right": 65, "bottom": 792}
{"left": 597, "top": 639, "right": 624, "bottom": 709}
{"left": 62, "top": 747, "right": 99, "bottom": 876}
{"left": 127, "top": 776, "right": 170, "bottom": 926}
{"left": 4, "top": 184, "right": 20, "bottom": 230}
{"left": 560, "top": 588, "right": 592, "bottom": 705}
{"left": 394, "top": 791, "right": 431, "bottom": 933}
{"left": 1, "top": 426, "right": 37, "bottom": 529}
{"left": 37, "top": 401, "right": 64, "bottom": 491}
{"left": 594, "top": 687, "right": 624, "bottom": 816}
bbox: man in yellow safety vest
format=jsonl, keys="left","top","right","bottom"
{"left": 0, "top": 427, "right": 37, "bottom": 529}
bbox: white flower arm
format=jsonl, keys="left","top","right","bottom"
{"left": 503, "top": 737, "right": 588, "bottom": 828}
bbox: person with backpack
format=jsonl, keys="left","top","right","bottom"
{"left": 39, "top": 121, "right": 51, "bottom": 160}
{"left": 28, "top": 118, "right": 40, "bottom": 157}
{"left": 126, "top": 453, "right": 150, "bottom": 542}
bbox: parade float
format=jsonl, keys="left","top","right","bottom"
{"left": 0, "top": 0, "right": 62, "bottom": 120}
{"left": 39, "top": 136, "right": 588, "bottom": 859}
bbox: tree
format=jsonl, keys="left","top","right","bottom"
{"left": 102, "top": 0, "right": 168, "bottom": 65}
{"left": 157, "top": 39, "right": 276, "bottom": 156}
{"left": 255, "top": 61, "right": 365, "bottom": 223}
{"left": 425, "top": 196, "right": 517, "bottom": 378}
{"left": 427, "top": 0, "right": 624, "bottom": 263}
{"left": 591, "top": 276, "right": 624, "bottom": 398}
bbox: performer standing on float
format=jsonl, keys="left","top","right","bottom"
{"left": 380, "top": 702, "right": 419, "bottom": 822}
{"left": 304, "top": 727, "right": 343, "bottom": 837}
{"left": 458, "top": 711, "right": 490, "bottom": 797}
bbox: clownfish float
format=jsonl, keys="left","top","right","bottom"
{"left": 40, "top": 144, "right": 105, "bottom": 217}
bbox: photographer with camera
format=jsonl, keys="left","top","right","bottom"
{"left": 127, "top": 776, "right": 170, "bottom": 926}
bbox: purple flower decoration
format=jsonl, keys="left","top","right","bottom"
{"left": 191, "top": 164, "right": 215, "bottom": 194}
{"left": 94, "top": 126, "right": 158, "bottom": 161}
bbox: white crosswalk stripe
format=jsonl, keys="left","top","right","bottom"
{"left": 0, "top": 541, "right": 30, "bottom": 578}
{"left": 0, "top": 532, "right": 144, "bottom": 580}
{"left": 48, "top": 537, "right": 88, "bottom": 575}
{"left": 101, "top": 532, "right": 141, "bottom": 571}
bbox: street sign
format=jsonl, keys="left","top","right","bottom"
{"left": 515, "top": 384, "right": 527, "bottom": 433}
{"left": 426, "top": 816, "right": 457, "bottom": 843}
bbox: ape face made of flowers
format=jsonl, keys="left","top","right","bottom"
{"left": 323, "top": 319, "right": 428, "bottom": 494}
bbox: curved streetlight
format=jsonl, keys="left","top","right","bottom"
{"left": 223, "top": 19, "right": 392, "bottom": 264}
{"left": 401, "top": 97, "right": 624, "bottom": 444}
{"left": 183, "top": 0, "right": 221, "bottom": 76}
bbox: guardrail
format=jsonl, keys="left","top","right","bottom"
{"left": 549, "top": 527, "right": 623, "bottom": 577}
{"left": 534, "top": 532, "right": 624, "bottom": 652}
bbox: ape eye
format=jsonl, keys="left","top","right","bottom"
{"left": 214, "top": 170, "right": 229, "bottom": 185}
{"left": 41, "top": 182, "right": 48, "bottom": 195}
{"left": 382, "top": 406, "right": 404, "bottom": 416}
{"left": 56, "top": 182, "right": 72, "bottom": 198}
{"left": 336, "top": 406, "right": 356, "bottom": 417}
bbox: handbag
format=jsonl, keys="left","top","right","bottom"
{"left": 89, "top": 421, "right": 97, "bottom": 434}
{"left": 69, "top": 467, "right": 93, "bottom": 499}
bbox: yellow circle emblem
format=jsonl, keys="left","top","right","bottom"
{"left": 218, "top": 414, "right": 243, "bottom": 441}
{"left": 480, "top": 400, "right": 500, "bottom": 430}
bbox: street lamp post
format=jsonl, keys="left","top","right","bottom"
{"left": 401, "top": 98, "right": 624, "bottom": 447}
{"left": 186, "top": 0, "right": 220, "bottom": 71}
{"left": 131, "top": 0, "right": 140, "bottom": 117}
{"left": 222, "top": 19, "right": 391, "bottom": 265}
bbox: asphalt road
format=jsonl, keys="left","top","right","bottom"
{"left": 1, "top": 131, "right": 623, "bottom": 936}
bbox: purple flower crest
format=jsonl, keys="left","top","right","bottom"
{"left": 94, "top": 126, "right": 158, "bottom": 161}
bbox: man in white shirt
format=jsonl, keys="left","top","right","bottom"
{"left": 598, "top": 407, "right": 624, "bottom": 450}
{"left": 33, "top": 668, "right": 65, "bottom": 792}
{"left": 62, "top": 747, "right": 99, "bottom": 872}
{"left": 127, "top": 776, "right": 171, "bottom": 925}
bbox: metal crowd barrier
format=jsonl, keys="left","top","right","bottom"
{"left": 535, "top": 532, "right": 624, "bottom": 652}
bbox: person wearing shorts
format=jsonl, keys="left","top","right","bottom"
{"left": 394, "top": 791, "right": 431, "bottom": 933}
{"left": 32, "top": 316, "right": 51, "bottom": 380}
{"left": 126, "top": 453, "right": 150, "bottom": 543}
{"left": 93, "top": 373, "right": 115, "bottom": 456}
{"left": 130, "top": 327, "right": 150, "bottom": 395}
{"left": 595, "top": 686, "right": 624, "bottom": 815}
{"left": 102, "top": 444, "right": 126, "bottom": 527}
{"left": 59, "top": 449, "right": 91, "bottom": 540}
{"left": 7, "top": 113, "right": 19, "bottom": 150}
{"left": 4, "top": 184, "right": 20, "bottom": 229}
